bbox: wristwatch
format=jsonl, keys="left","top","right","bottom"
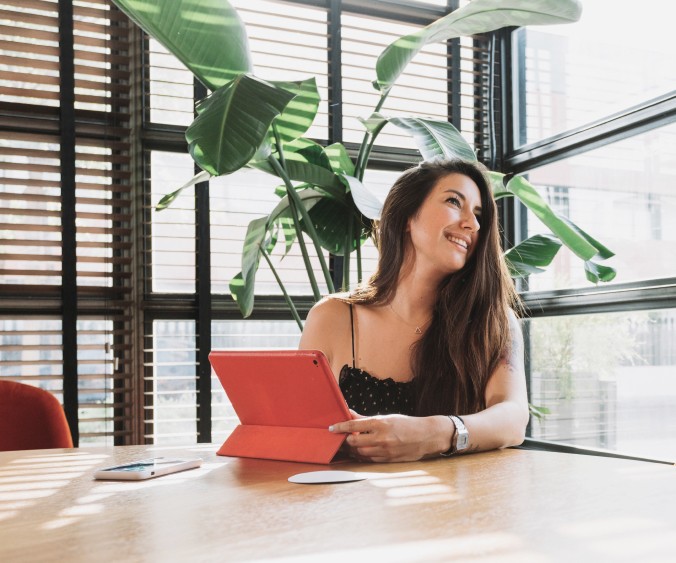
{"left": 440, "top": 415, "right": 469, "bottom": 457}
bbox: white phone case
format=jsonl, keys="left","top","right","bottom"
{"left": 94, "top": 457, "right": 202, "bottom": 480}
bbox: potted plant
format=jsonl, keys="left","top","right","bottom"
{"left": 113, "top": 0, "right": 614, "bottom": 330}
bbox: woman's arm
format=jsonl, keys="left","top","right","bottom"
{"left": 329, "top": 312, "right": 529, "bottom": 462}
{"left": 457, "top": 311, "right": 529, "bottom": 453}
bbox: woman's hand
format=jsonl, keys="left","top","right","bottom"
{"left": 330, "top": 411, "right": 452, "bottom": 463}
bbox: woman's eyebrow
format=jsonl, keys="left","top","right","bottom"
{"left": 442, "top": 189, "right": 482, "bottom": 213}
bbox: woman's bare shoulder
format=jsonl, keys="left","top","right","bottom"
{"left": 306, "top": 294, "right": 351, "bottom": 324}
{"left": 299, "top": 294, "right": 352, "bottom": 360}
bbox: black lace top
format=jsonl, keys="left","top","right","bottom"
{"left": 339, "top": 365, "right": 415, "bottom": 416}
{"left": 338, "top": 304, "right": 416, "bottom": 416}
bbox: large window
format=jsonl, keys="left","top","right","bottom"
{"left": 3, "top": 0, "right": 672, "bottom": 461}
{"left": 514, "top": 0, "right": 676, "bottom": 146}
{"left": 512, "top": 0, "right": 676, "bottom": 460}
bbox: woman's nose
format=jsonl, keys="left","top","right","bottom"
{"left": 462, "top": 212, "right": 480, "bottom": 233}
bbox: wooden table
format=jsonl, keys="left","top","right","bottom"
{"left": 0, "top": 445, "right": 674, "bottom": 562}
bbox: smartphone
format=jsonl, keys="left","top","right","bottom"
{"left": 94, "top": 457, "right": 202, "bottom": 481}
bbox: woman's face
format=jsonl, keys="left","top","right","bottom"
{"left": 406, "top": 173, "right": 482, "bottom": 278}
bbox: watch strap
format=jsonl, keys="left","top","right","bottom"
{"left": 440, "top": 415, "right": 468, "bottom": 457}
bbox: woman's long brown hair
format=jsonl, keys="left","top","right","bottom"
{"left": 346, "top": 159, "right": 520, "bottom": 416}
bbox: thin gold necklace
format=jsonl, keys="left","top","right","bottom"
{"left": 388, "top": 303, "right": 431, "bottom": 335}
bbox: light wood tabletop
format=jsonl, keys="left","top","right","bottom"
{"left": 0, "top": 444, "right": 674, "bottom": 562}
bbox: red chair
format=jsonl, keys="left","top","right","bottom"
{"left": 0, "top": 380, "right": 74, "bottom": 451}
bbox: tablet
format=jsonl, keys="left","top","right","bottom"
{"left": 209, "top": 349, "right": 352, "bottom": 464}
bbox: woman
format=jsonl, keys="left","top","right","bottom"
{"left": 299, "top": 158, "right": 528, "bottom": 462}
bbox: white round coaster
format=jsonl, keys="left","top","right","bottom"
{"left": 288, "top": 470, "right": 368, "bottom": 484}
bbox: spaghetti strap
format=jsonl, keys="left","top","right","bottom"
{"left": 349, "top": 303, "right": 356, "bottom": 368}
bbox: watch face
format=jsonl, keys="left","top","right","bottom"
{"left": 456, "top": 432, "right": 469, "bottom": 451}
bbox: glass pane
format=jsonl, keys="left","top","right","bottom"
{"left": 148, "top": 39, "right": 194, "bottom": 126}
{"left": 146, "top": 320, "right": 197, "bottom": 445}
{"left": 232, "top": 0, "right": 329, "bottom": 142}
{"left": 527, "top": 309, "right": 676, "bottom": 461}
{"left": 0, "top": 133, "right": 62, "bottom": 287}
{"left": 150, "top": 151, "right": 196, "bottom": 293}
{"left": 514, "top": 0, "right": 676, "bottom": 146}
{"left": 77, "top": 318, "right": 115, "bottom": 446}
{"left": 0, "top": 318, "right": 63, "bottom": 399}
{"left": 211, "top": 320, "right": 301, "bottom": 443}
{"left": 341, "top": 13, "right": 449, "bottom": 149}
{"left": 523, "top": 123, "right": 676, "bottom": 291}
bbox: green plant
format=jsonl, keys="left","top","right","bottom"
{"left": 113, "top": 0, "right": 615, "bottom": 330}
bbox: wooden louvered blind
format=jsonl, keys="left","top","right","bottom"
{"left": 0, "top": 0, "right": 134, "bottom": 445}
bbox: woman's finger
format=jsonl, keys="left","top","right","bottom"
{"left": 329, "top": 418, "right": 375, "bottom": 434}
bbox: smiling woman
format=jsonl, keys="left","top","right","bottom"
{"left": 299, "top": 159, "right": 529, "bottom": 463}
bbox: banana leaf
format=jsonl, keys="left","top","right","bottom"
{"left": 504, "top": 234, "right": 562, "bottom": 278}
{"left": 503, "top": 175, "right": 600, "bottom": 261}
{"left": 112, "top": 0, "right": 251, "bottom": 91}
{"left": 186, "top": 75, "right": 296, "bottom": 176}
{"left": 376, "top": 0, "right": 582, "bottom": 93}
{"left": 340, "top": 174, "right": 383, "bottom": 221}
{"left": 268, "top": 78, "right": 320, "bottom": 147}
{"left": 230, "top": 216, "right": 268, "bottom": 318}
{"left": 250, "top": 158, "right": 345, "bottom": 200}
{"left": 325, "top": 143, "right": 355, "bottom": 176}
{"left": 388, "top": 116, "right": 477, "bottom": 161}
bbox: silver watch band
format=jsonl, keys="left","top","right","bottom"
{"left": 440, "top": 415, "right": 469, "bottom": 457}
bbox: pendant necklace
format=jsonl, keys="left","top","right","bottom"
{"left": 388, "top": 303, "right": 431, "bottom": 335}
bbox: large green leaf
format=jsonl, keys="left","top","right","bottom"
{"left": 230, "top": 216, "right": 268, "bottom": 318}
{"left": 504, "top": 175, "right": 599, "bottom": 261}
{"left": 268, "top": 79, "right": 320, "bottom": 146}
{"left": 186, "top": 75, "right": 296, "bottom": 176}
{"left": 250, "top": 158, "right": 345, "bottom": 200}
{"left": 271, "top": 182, "right": 365, "bottom": 256}
{"left": 487, "top": 171, "right": 511, "bottom": 200}
{"left": 388, "top": 116, "right": 476, "bottom": 161}
{"left": 284, "top": 139, "right": 333, "bottom": 172}
{"left": 325, "top": 143, "right": 355, "bottom": 176}
{"left": 269, "top": 187, "right": 325, "bottom": 254}
{"left": 504, "top": 234, "right": 562, "bottom": 278}
{"left": 341, "top": 174, "right": 383, "bottom": 221}
{"left": 559, "top": 215, "right": 614, "bottom": 260}
{"left": 305, "top": 197, "right": 364, "bottom": 256}
{"left": 376, "top": 0, "right": 581, "bottom": 92}
{"left": 501, "top": 174, "right": 616, "bottom": 283}
{"left": 112, "top": 0, "right": 251, "bottom": 91}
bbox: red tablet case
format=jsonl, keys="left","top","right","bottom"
{"left": 209, "top": 350, "right": 351, "bottom": 464}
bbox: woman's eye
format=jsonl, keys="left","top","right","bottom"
{"left": 446, "top": 197, "right": 461, "bottom": 207}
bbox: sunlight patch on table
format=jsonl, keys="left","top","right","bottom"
{"left": 248, "top": 533, "right": 546, "bottom": 563}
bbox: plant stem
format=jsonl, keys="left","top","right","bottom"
{"left": 354, "top": 91, "right": 390, "bottom": 180}
{"left": 342, "top": 212, "right": 353, "bottom": 291}
{"left": 261, "top": 248, "right": 303, "bottom": 331}
{"left": 356, "top": 218, "right": 363, "bottom": 283}
{"left": 267, "top": 154, "right": 321, "bottom": 301}
{"left": 270, "top": 124, "right": 335, "bottom": 294}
